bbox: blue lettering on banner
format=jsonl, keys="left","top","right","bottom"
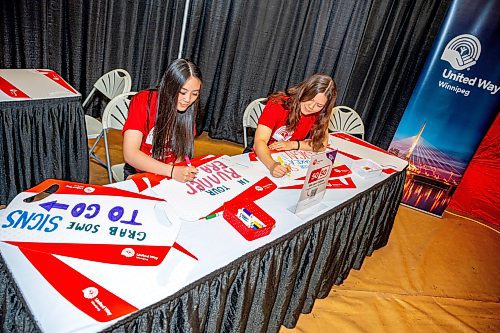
{"left": 2, "top": 210, "right": 60, "bottom": 232}
{"left": 66, "top": 221, "right": 100, "bottom": 233}
{"left": 205, "top": 185, "right": 231, "bottom": 196}
{"left": 109, "top": 227, "right": 146, "bottom": 241}
{"left": 237, "top": 178, "right": 249, "bottom": 185}
{"left": 67, "top": 202, "right": 142, "bottom": 226}
{"left": 2, "top": 202, "right": 144, "bottom": 236}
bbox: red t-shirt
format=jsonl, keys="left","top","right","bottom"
{"left": 258, "top": 98, "right": 319, "bottom": 145}
{"left": 122, "top": 90, "right": 176, "bottom": 164}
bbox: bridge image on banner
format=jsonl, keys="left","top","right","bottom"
{"left": 389, "top": 122, "right": 466, "bottom": 215}
{"left": 388, "top": 0, "right": 499, "bottom": 217}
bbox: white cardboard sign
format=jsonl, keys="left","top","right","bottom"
{"left": 0, "top": 179, "right": 196, "bottom": 332}
{"left": 151, "top": 156, "right": 274, "bottom": 221}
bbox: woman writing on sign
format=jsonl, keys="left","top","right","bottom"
{"left": 122, "top": 59, "right": 202, "bottom": 182}
{"left": 253, "top": 74, "right": 337, "bottom": 178}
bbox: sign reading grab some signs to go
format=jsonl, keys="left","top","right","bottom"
{"left": 0, "top": 179, "right": 192, "bottom": 332}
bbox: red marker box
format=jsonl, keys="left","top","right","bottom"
{"left": 223, "top": 200, "right": 275, "bottom": 241}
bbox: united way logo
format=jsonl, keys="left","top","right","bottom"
{"left": 441, "top": 34, "right": 481, "bottom": 70}
{"left": 121, "top": 247, "right": 135, "bottom": 257}
{"left": 82, "top": 287, "right": 99, "bottom": 299}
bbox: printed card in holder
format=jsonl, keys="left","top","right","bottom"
{"left": 288, "top": 150, "right": 337, "bottom": 219}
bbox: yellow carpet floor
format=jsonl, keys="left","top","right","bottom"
{"left": 280, "top": 207, "right": 500, "bottom": 333}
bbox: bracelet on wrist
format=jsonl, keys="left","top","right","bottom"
{"left": 296, "top": 140, "right": 300, "bottom": 150}
{"left": 170, "top": 165, "right": 175, "bottom": 178}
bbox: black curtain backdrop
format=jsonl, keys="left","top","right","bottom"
{"left": 1, "top": 0, "right": 451, "bottom": 147}
{"left": 184, "top": 0, "right": 452, "bottom": 148}
{"left": 0, "top": 0, "right": 185, "bottom": 117}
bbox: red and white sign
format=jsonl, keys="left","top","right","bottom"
{"left": 0, "top": 69, "right": 80, "bottom": 102}
{"left": 150, "top": 155, "right": 277, "bottom": 221}
{"left": 328, "top": 132, "right": 407, "bottom": 171}
{"left": 0, "top": 180, "right": 198, "bottom": 332}
{"left": 293, "top": 151, "right": 336, "bottom": 215}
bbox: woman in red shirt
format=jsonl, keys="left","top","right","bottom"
{"left": 254, "top": 74, "right": 337, "bottom": 178}
{"left": 122, "top": 59, "right": 202, "bottom": 182}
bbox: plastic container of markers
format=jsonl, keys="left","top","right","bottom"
{"left": 223, "top": 200, "right": 275, "bottom": 241}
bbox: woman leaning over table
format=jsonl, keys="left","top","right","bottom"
{"left": 122, "top": 59, "right": 202, "bottom": 182}
{"left": 253, "top": 74, "right": 337, "bottom": 178}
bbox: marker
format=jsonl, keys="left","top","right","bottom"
{"left": 185, "top": 155, "right": 192, "bottom": 167}
{"left": 241, "top": 208, "right": 266, "bottom": 228}
{"left": 237, "top": 208, "right": 259, "bottom": 229}
{"left": 205, "top": 212, "right": 221, "bottom": 220}
{"left": 237, "top": 209, "right": 251, "bottom": 226}
{"left": 276, "top": 156, "right": 291, "bottom": 177}
{"left": 250, "top": 218, "right": 264, "bottom": 229}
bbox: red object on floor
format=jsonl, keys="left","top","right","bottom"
{"left": 448, "top": 114, "right": 500, "bottom": 226}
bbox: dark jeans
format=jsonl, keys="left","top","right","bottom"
{"left": 123, "top": 163, "right": 137, "bottom": 180}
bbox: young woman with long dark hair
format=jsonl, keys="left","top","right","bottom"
{"left": 122, "top": 59, "right": 202, "bottom": 182}
{"left": 253, "top": 74, "right": 337, "bottom": 178}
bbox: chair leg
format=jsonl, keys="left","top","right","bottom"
{"left": 89, "top": 130, "right": 108, "bottom": 168}
{"left": 103, "top": 130, "right": 113, "bottom": 184}
{"left": 90, "top": 152, "right": 107, "bottom": 168}
{"left": 88, "top": 131, "right": 103, "bottom": 157}
{"left": 243, "top": 128, "right": 248, "bottom": 149}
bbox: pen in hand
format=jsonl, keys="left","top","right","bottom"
{"left": 184, "top": 155, "right": 192, "bottom": 167}
{"left": 276, "top": 155, "right": 291, "bottom": 177}
{"left": 184, "top": 155, "right": 198, "bottom": 177}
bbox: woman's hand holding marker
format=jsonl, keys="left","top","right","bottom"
{"left": 170, "top": 155, "right": 198, "bottom": 183}
{"left": 273, "top": 155, "right": 291, "bottom": 178}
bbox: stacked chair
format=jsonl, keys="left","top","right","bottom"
{"left": 101, "top": 92, "right": 137, "bottom": 183}
{"left": 82, "top": 69, "right": 132, "bottom": 182}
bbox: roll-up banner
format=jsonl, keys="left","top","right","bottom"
{"left": 388, "top": 0, "right": 499, "bottom": 217}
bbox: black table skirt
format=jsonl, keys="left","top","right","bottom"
{"left": 0, "top": 171, "right": 405, "bottom": 333}
{"left": 0, "top": 96, "right": 89, "bottom": 206}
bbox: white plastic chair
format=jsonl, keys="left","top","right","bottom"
{"left": 242, "top": 98, "right": 267, "bottom": 148}
{"left": 101, "top": 92, "right": 136, "bottom": 183}
{"left": 328, "top": 106, "right": 365, "bottom": 140}
{"left": 111, "top": 164, "right": 125, "bottom": 183}
{"left": 83, "top": 69, "right": 132, "bottom": 168}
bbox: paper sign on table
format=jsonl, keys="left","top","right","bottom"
{"left": 270, "top": 150, "right": 315, "bottom": 179}
{"left": 151, "top": 155, "right": 276, "bottom": 221}
{"left": 0, "top": 179, "right": 180, "bottom": 266}
{"left": 0, "top": 180, "right": 198, "bottom": 332}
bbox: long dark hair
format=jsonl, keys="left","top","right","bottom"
{"left": 268, "top": 74, "right": 337, "bottom": 151}
{"left": 152, "top": 59, "right": 202, "bottom": 161}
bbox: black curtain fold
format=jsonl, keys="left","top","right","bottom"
{"left": 0, "top": 0, "right": 184, "bottom": 117}
{"left": 1, "top": 0, "right": 451, "bottom": 145}
{"left": 185, "top": 0, "right": 375, "bottom": 138}
{"left": 183, "top": 0, "right": 451, "bottom": 148}
{"left": 0, "top": 97, "right": 88, "bottom": 205}
{"left": 342, "top": 1, "right": 453, "bottom": 148}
